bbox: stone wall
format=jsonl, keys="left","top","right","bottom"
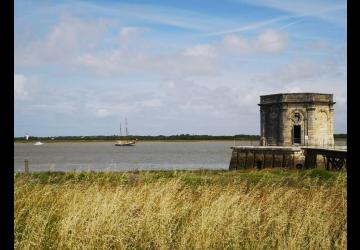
{"left": 228, "top": 146, "right": 330, "bottom": 170}
{"left": 229, "top": 146, "right": 306, "bottom": 170}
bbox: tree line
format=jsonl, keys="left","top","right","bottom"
{"left": 14, "top": 133, "right": 346, "bottom": 141}
{"left": 14, "top": 134, "right": 260, "bottom": 141}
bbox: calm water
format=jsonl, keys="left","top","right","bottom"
{"left": 14, "top": 140, "right": 347, "bottom": 172}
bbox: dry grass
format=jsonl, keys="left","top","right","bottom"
{"left": 14, "top": 169, "right": 346, "bottom": 249}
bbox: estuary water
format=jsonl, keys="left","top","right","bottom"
{"left": 14, "top": 140, "right": 347, "bottom": 172}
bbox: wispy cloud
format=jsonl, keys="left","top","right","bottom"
{"left": 235, "top": 0, "right": 346, "bottom": 24}
{"left": 278, "top": 17, "right": 305, "bottom": 30}
{"left": 200, "top": 15, "right": 293, "bottom": 37}
{"left": 201, "top": 1, "right": 345, "bottom": 37}
{"left": 67, "top": 1, "right": 234, "bottom": 32}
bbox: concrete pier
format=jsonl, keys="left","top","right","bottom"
{"left": 229, "top": 146, "right": 347, "bottom": 170}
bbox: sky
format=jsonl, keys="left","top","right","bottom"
{"left": 14, "top": 0, "right": 347, "bottom": 136}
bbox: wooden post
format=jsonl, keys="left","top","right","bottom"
{"left": 272, "top": 152, "right": 275, "bottom": 168}
{"left": 253, "top": 151, "right": 256, "bottom": 168}
{"left": 24, "top": 159, "right": 29, "bottom": 174}
{"left": 244, "top": 151, "right": 248, "bottom": 168}
{"left": 281, "top": 153, "right": 285, "bottom": 168}
{"left": 236, "top": 150, "right": 239, "bottom": 169}
{"left": 326, "top": 156, "right": 330, "bottom": 170}
{"left": 263, "top": 152, "right": 266, "bottom": 168}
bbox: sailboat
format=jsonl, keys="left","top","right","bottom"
{"left": 114, "top": 119, "right": 137, "bottom": 146}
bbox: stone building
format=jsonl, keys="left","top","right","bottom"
{"left": 259, "top": 93, "right": 335, "bottom": 147}
{"left": 228, "top": 93, "right": 346, "bottom": 170}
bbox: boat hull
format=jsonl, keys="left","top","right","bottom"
{"left": 114, "top": 140, "right": 136, "bottom": 146}
{"left": 114, "top": 143, "right": 135, "bottom": 146}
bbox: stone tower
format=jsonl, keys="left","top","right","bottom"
{"left": 258, "top": 93, "right": 335, "bottom": 147}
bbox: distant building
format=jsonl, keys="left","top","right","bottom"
{"left": 258, "top": 93, "right": 335, "bottom": 147}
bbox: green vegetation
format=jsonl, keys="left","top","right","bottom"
{"left": 15, "top": 169, "right": 346, "bottom": 249}
{"left": 15, "top": 168, "right": 344, "bottom": 186}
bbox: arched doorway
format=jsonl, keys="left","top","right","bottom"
{"left": 293, "top": 125, "right": 301, "bottom": 144}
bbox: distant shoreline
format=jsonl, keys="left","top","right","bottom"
{"left": 14, "top": 138, "right": 347, "bottom": 143}
{"left": 14, "top": 134, "right": 346, "bottom": 143}
{"left": 14, "top": 139, "right": 256, "bottom": 143}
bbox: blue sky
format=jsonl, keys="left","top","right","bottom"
{"left": 14, "top": 0, "right": 347, "bottom": 136}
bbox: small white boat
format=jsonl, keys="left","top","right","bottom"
{"left": 34, "top": 141, "right": 44, "bottom": 146}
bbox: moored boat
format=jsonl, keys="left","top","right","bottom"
{"left": 114, "top": 119, "right": 137, "bottom": 146}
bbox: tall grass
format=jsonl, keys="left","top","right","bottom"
{"left": 14, "top": 169, "right": 346, "bottom": 249}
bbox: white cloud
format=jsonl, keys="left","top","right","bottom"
{"left": 77, "top": 48, "right": 219, "bottom": 77}
{"left": 256, "top": 29, "right": 288, "bottom": 53}
{"left": 222, "top": 35, "right": 248, "bottom": 52}
{"left": 222, "top": 29, "right": 288, "bottom": 54}
{"left": 120, "top": 27, "right": 146, "bottom": 41}
{"left": 184, "top": 44, "right": 216, "bottom": 57}
{"left": 96, "top": 108, "right": 112, "bottom": 118}
{"left": 15, "top": 14, "right": 108, "bottom": 66}
{"left": 14, "top": 74, "right": 29, "bottom": 100}
{"left": 255, "top": 59, "right": 341, "bottom": 86}
{"left": 159, "top": 79, "right": 259, "bottom": 116}
{"left": 276, "top": 60, "right": 324, "bottom": 83}
{"left": 118, "top": 26, "right": 149, "bottom": 50}
{"left": 76, "top": 29, "right": 287, "bottom": 77}
{"left": 16, "top": 10, "right": 288, "bottom": 78}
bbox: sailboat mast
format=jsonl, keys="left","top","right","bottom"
{"left": 125, "top": 118, "right": 129, "bottom": 137}
{"left": 119, "top": 123, "right": 122, "bottom": 137}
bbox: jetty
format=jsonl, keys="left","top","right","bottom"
{"left": 302, "top": 147, "right": 347, "bottom": 170}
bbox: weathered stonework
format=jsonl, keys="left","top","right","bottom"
{"left": 229, "top": 146, "right": 305, "bottom": 170}
{"left": 258, "top": 93, "right": 335, "bottom": 147}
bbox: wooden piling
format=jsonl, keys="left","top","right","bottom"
{"left": 244, "top": 151, "right": 248, "bottom": 168}
{"left": 253, "top": 152, "right": 256, "bottom": 168}
{"left": 263, "top": 152, "right": 266, "bottom": 168}
{"left": 236, "top": 151, "right": 239, "bottom": 169}
{"left": 24, "top": 159, "right": 29, "bottom": 174}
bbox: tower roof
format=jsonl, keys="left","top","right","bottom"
{"left": 259, "top": 93, "right": 335, "bottom": 106}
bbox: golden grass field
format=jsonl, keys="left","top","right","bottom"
{"left": 14, "top": 169, "right": 346, "bottom": 249}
